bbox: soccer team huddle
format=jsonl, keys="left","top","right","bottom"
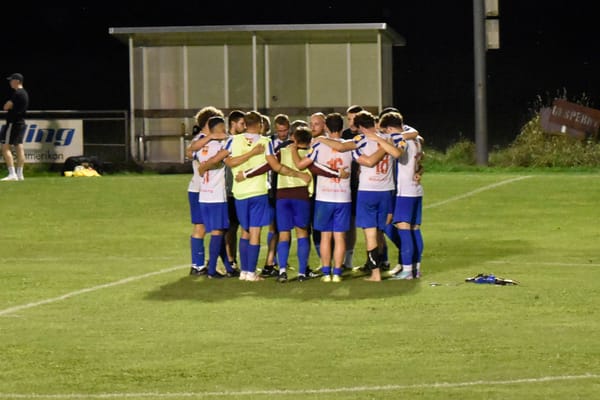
{"left": 186, "top": 105, "right": 424, "bottom": 283}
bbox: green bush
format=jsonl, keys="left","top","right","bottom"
{"left": 489, "top": 116, "right": 600, "bottom": 167}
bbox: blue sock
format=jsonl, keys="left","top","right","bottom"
{"left": 239, "top": 238, "right": 249, "bottom": 272}
{"left": 191, "top": 236, "right": 204, "bottom": 267}
{"left": 412, "top": 229, "right": 423, "bottom": 263}
{"left": 297, "top": 237, "right": 310, "bottom": 275}
{"left": 277, "top": 240, "right": 291, "bottom": 272}
{"left": 384, "top": 224, "right": 402, "bottom": 252}
{"left": 382, "top": 244, "right": 389, "bottom": 263}
{"left": 247, "top": 244, "right": 261, "bottom": 274}
{"left": 321, "top": 266, "right": 331, "bottom": 276}
{"left": 333, "top": 267, "right": 343, "bottom": 276}
{"left": 313, "top": 229, "right": 321, "bottom": 258}
{"left": 399, "top": 229, "right": 414, "bottom": 266}
{"left": 208, "top": 235, "right": 223, "bottom": 275}
{"left": 219, "top": 239, "right": 233, "bottom": 272}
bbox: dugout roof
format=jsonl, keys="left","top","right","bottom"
{"left": 109, "top": 23, "right": 406, "bottom": 47}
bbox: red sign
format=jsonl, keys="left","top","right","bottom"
{"left": 548, "top": 99, "right": 600, "bottom": 139}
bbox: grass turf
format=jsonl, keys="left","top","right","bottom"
{"left": 0, "top": 172, "right": 599, "bottom": 399}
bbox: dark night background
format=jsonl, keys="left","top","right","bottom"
{"left": 3, "top": 1, "right": 599, "bottom": 150}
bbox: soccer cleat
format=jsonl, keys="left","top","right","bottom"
{"left": 320, "top": 275, "right": 332, "bottom": 283}
{"left": 277, "top": 271, "right": 288, "bottom": 283}
{"left": 332, "top": 274, "right": 342, "bottom": 283}
{"left": 190, "top": 265, "right": 207, "bottom": 276}
{"left": 306, "top": 266, "right": 321, "bottom": 278}
{"left": 207, "top": 271, "right": 225, "bottom": 279}
{"left": 297, "top": 274, "right": 309, "bottom": 282}
{"left": 389, "top": 269, "right": 413, "bottom": 280}
{"left": 226, "top": 269, "right": 240, "bottom": 278}
{"left": 1, "top": 175, "right": 18, "bottom": 181}
{"left": 17, "top": 175, "right": 24, "bottom": 181}
{"left": 260, "top": 264, "right": 278, "bottom": 277}
{"left": 380, "top": 261, "right": 391, "bottom": 271}
{"left": 387, "top": 264, "right": 403, "bottom": 277}
{"left": 239, "top": 271, "right": 248, "bottom": 281}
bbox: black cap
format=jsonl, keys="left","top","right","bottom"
{"left": 7, "top": 73, "right": 23, "bottom": 82}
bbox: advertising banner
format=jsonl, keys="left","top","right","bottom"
{"left": 0, "top": 119, "right": 83, "bottom": 163}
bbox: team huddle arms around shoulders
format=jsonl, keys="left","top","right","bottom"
{"left": 185, "top": 106, "right": 424, "bottom": 283}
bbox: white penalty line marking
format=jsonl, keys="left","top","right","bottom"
{"left": 0, "top": 373, "right": 597, "bottom": 399}
{"left": 488, "top": 260, "right": 600, "bottom": 267}
{"left": 0, "top": 175, "right": 531, "bottom": 317}
{"left": 0, "top": 265, "right": 188, "bottom": 317}
{"left": 425, "top": 175, "right": 532, "bottom": 209}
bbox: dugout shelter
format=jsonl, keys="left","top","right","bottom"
{"left": 109, "top": 23, "right": 405, "bottom": 166}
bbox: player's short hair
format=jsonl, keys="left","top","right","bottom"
{"left": 260, "top": 114, "right": 271, "bottom": 135}
{"left": 273, "top": 113, "right": 290, "bottom": 127}
{"left": 325, "top": 112, "right": 344, "bottom": 133}
{"left": 353, "top": 110, "right": 376, "bottom": 129}
{"left": 378, "top": 111, "right": 404, "bottom": 129}
{"left": 227, "top": 110, "right": 245, "bottom": 126}
{"left": 290, "top": 119, "right": 309, "bottom": 136}
{"left": 195, "top": 106, "right": 224, "bottom": 130}
{"left": 293, "top": 126, "right": 312, "bottom": 145}
{"left": 244, "top": 110, "right": 263, "bottom": 128}
{"left": 346, "top": 105, "right": 363, "bottom": 114}
{"left": 379, "top": 106, "right": 400, "bottom": 119}
{"left": 208, "top": 116, "right": 225, "bottom": 131}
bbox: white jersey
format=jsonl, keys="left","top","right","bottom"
{"left": 351, "top": 132, "right": 395, "bottom": 191}
{"left": 196, "top": 136, "right": 227, "bottom": 203}
{"left": 187, "top": 133, "right": 204, "bottom": 193}
{"left": 307, "top": 139, "right": 352, "bottom": 203}
{"left": 396, "top": 138, "right": 424, "bottom": 197}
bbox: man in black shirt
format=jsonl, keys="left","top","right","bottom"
{"left": 1, "top": 73, "right": 29, "bottom": 181}
{"left": 340, "top": 105, "right": 363, "bottom": 269}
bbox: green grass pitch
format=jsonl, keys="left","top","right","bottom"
{"left": 1, "top": 172, "right": 599, "bottom": 399}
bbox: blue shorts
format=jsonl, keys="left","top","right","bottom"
{"left": 235, "top": 194, "right": 271, "bottom": 230}
{"left": 355, "top": 190, "right": 393, "bottom": 230}
{"left": 393, "top": 196, "right": 422, "bottom": 225}
{"left": 313, "top": 201, "right": 351, "bottom": 232}
{"left": 199, "top": 202, "right": 229, "bottom": 231}
{"left": 188, "top": 191, "right": 203, "bottom": 224}
{"left": 276, "top": 198, "right": 311, "bottom": 232}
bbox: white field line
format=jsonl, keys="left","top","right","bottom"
{"left": 424, "top": 175, "right": 532, "bottom": 209}
{"left": 0, "top": 175, "right": 531, "bottom": 317}
{"left": 0, "top": 265, "right": 188, "bottom": 317}
{"left": 488, "top": 260, "right": 600, "bottom": 267}
{"left": 0, "top": 373, "right": 597, "bottom": 399}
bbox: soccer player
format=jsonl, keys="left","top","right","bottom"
{"left": 201, "top": 111, "right": 311, "bottom": 281}
{"left": 185, "top": 106, "right": 224, "bottom": 276}
{"left": 374, "top": 111, "right": 425, "bottom": 279}
{"left": 260, "top": 113, "right": 280, "bottom": 277}
{"left": 224, "top": 109, "right": 246, "bottom": 270}
{"left": 291, "top": 113, "right": 352, "bottom": 282}
{"left": 196, "top": 116, "right": 239, "bottom": 278}
{"left": 341, "top": 105, "right": 364, "bottom": 269}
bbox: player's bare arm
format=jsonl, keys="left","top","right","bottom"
{"left": 364, "top": 131, "right": 404, "bottom": 159}
{"left": 265, "top": 154, "right": 311, "bottom": 185}
{"left": 186, "top": 131, "right": 228, "bottom": 156}
{"left": 314, "top": 136, "right": 356, "bottom": 152}
{"left": 222, "top": 143, "right": 265, "bottom": 169}
{"left": 355, "top": 146, "right": 387, "bottom": 167}
{"left": 289, "top": 144, "right": 314, "bottom": 170}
